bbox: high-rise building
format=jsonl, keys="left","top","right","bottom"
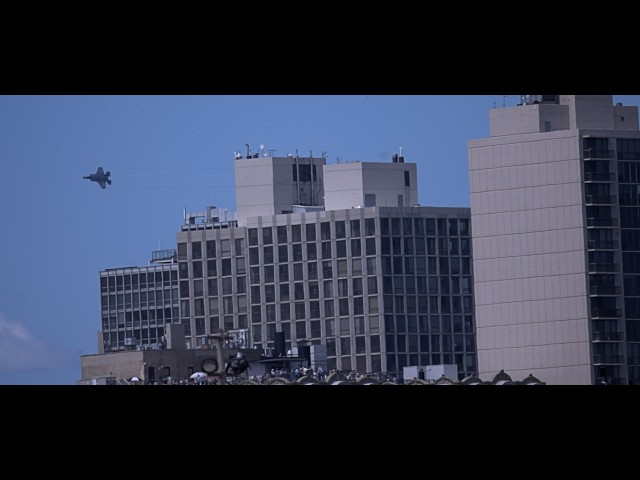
{"left": 98, "top": 249, "right": 179, "bottom": 353}
{"left": 177, "top": 151, "right": 476, "bottom": 380}
{"left": 469, "top": 95, "right": 640, "bottom": 385}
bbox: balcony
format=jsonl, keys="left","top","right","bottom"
{"left": 583, "top": 149, "right": 615, "bottom": 159}
{"left": 589, "top": 285, "right": 621, "bottom": 296}
{"left": 585, "top": 195, "right": 617, "bottom": 205}
{"left": 592, "top": 331, "right": 623, "bottom": 342}
{"left": 586, "top": 217, "right": 618, "bottom": 228}
{"left": 588, "top": 263, "right": 619, "bottom": 273}
{"left": 591, "top": 309, "right": 623, "bottom": 319}
{"left": 587, "top": 240, "right": 619, "bottom": 250}
{"left": 593, "top": 354, "right": 625, "bottom": 365}
{"left": 584, "top": 172, "right": 616, "bottom": 182}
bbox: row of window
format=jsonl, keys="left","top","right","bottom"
{"left": 179, "top": 217, "right": 470, "bottom": 261}
{"left": 185, "top": 292, "right": 474, "bottom": 320}
{"left": 385, "top": 334, "right": 475, "bottom": 354}
{"left": 101, "top": 290, "right": 178, "bottom": 311}
{"left": 182, "top": 257, "right": 471, "bottom": 289}
{"left": 102, "top": 307, "right": 179, "bottom": 329}
{"left": 100, "top": 270, "right": 177, "bottom": 293}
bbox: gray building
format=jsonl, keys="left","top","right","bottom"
{"left": 469, "top": 95, "right": 640, "bottom": 385}
{"left": 177, "top": 152, "right": 476, "bottom": 380}
{"left": 98, "top": 249, "right": 179, "bottom": 353}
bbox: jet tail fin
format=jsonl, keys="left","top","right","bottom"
{"left": 107, "top": 179, "right": 112, "bottom": 185}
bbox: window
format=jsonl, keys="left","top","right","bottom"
{"left": 292, "top": 244, "right": 303, "bottom": 262}
{"left": 404, "top": 170, "right": 411, "bottom": 187}
{"left": 236, "top": 257, "right": 246, "bottom": 275}
{"left": 351, "top": 239, "right": 361, "bottom": 257}
{"left": 279, "top": 264, "right": 289, "bottom": 282}
{"left": 206, "top": 240, "right": 216, "bottom": 258}
{"left": 263, "top": 246, "right": 274, "bottom": 264}
{"left": 350, "top": 220, "right": 361, "bottom": 237}
{"left": 280, "top": 303, "right": 291, "bottom": 321}
{"left": 248, "top": 228, "right": 259, "bottom": 246}
{"left": 222, "top": 277, "right": 232, "bottom": 295}
{"left": 265, "top": 285, "right": 275, "bottom": 303}
{"left": 221, "top": 259, "right": 232, "bottom": 276}
{"left": 339, "top": 299, "right": 350, "bottom": 316}
{"left": 365, "top": 218, "right": 376, "bottom": 236}
{"left": 179, "top": 262, "right": 189, "bottom": 279}
{"left": 235, "top": 238, "right": 244, "bottom": 256}
{"left": 365, "top": 238, "right": 376, "bottom": 256}
{"left": 322, "top": 261, "right": 333, "bottom": 279}
{"left": 250, "top": 267, "right": 260, "bottom": 284}
{"left": 335, "top": 221, "right": 346, "bottom": 239}
{"left": 249, "top": 247, "right": 260, "bottom": 266}
{"left": 365, "top": 194, "right": 376, "bottom": 207}
{"left": 337, "top": 259, "right": 348, "bottom": 277}
{"left": 264, "top": 265, "right": 274, "bottom": 283}
{"left": 292, "top": 224, "right": 301, "bottom": 242}
{"left": 280, "top": 284, "right": 290, "bottom": 302}
{"left": 353, "top": 278, "right": 363, "bottom": 296}
{"left": 178, "top": 243, "right": 187, "bottom": 261}
{"left": 352, "top": 258, "right": 362, "bottom": 276}
{"left": 325, "top": 299, "right": 335, "bottom": 317}
{"left": 305, "top": 223, "right": 316, "bottom": 241}
{"left": 192, "top": 242, "right": 202, "bottom": 259}
{"left": 294, "top": 263, "right": 304, "bottom": 281}
{"left": 262, "top": 227, "right": 273, "bottom": 245}
{"left": 220, "top": 240, "right": 231, "bottom": 257}
{"left": 307, "top": 242, "right": 317, "bottom": 260}
{"left": 321, "top": 241, "right": 332, "bottom": 259}
{"left": 278, "top": 245, "right": 288, "bottom": 263}
{"left": 324, "top": 280, "right": 334, "bottom": 297}
{"left": 292, "top": 164, "right": 316, "bottom": 182}
{"left": 277, "top": 225, "right": 288, "bottom": 243}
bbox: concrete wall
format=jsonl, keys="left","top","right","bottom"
{"left": 469, "top": 130, "right": 592, "bottom": 385}
{"left": 324, "top": 162, "right": 418, "bottom": 211}
{"left": 613, "top": 105, "right": 640, "bottom": 130}
{"left": 235, "top": 156, "right": 325, "bottom": 225}
{"left": 561, "top": 95, "right": 614, "bottom": 130}
{"left": 490, "top": 104, "right": 569, "bottom": 137}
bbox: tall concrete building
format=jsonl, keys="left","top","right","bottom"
{"left": 469, "top": 95, "right": 640, "bottom": 385}
{"left": 98, "top": 249, "right": 179, "bottom": 353}
{"left": 177, "top": 151, "right": 476, "bottom": 380}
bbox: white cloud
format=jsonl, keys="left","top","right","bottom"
{"left": 0, "top": 313, "right": 70, "bottom": 372}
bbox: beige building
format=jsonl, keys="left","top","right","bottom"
{"left": 469, "top": 95, "right": 640, "bottom": 385}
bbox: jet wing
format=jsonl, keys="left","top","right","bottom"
{"left": 97, "top": 167, "right": 105, "bottom": 175}
{"left": 97, "top": 180, "right": 107, "bottom": 189}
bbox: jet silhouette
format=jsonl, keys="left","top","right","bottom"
{"left": 83, "top": 167, "right": 111, "bottom": 189}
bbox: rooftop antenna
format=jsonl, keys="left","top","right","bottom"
{"left": 260, "top": 144, "right": 265, "bottom": 156}
{"left": 245, "top": 144, "right": 250, "bottom": 158}
{"left": 399, "top": 146, "right": 403, "bottom": 157}
{"left": 321, "top": 149, "right": 328, "bottom": 158}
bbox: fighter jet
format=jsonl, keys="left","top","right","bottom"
{"left": 83, "top": 167, "right": 111, "bottom": 189}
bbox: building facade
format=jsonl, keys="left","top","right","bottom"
{"left": 469, "top": 95, "right": 640, "bottom": 385}
{"left": 177, "top": 153, "right": 476, "bottom": 380}
{"left": 98, "top": 249, "right": 179, "bottom": 353}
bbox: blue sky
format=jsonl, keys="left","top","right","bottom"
{"left": 1, "top": 95, "right": 638, "bottom": 385}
